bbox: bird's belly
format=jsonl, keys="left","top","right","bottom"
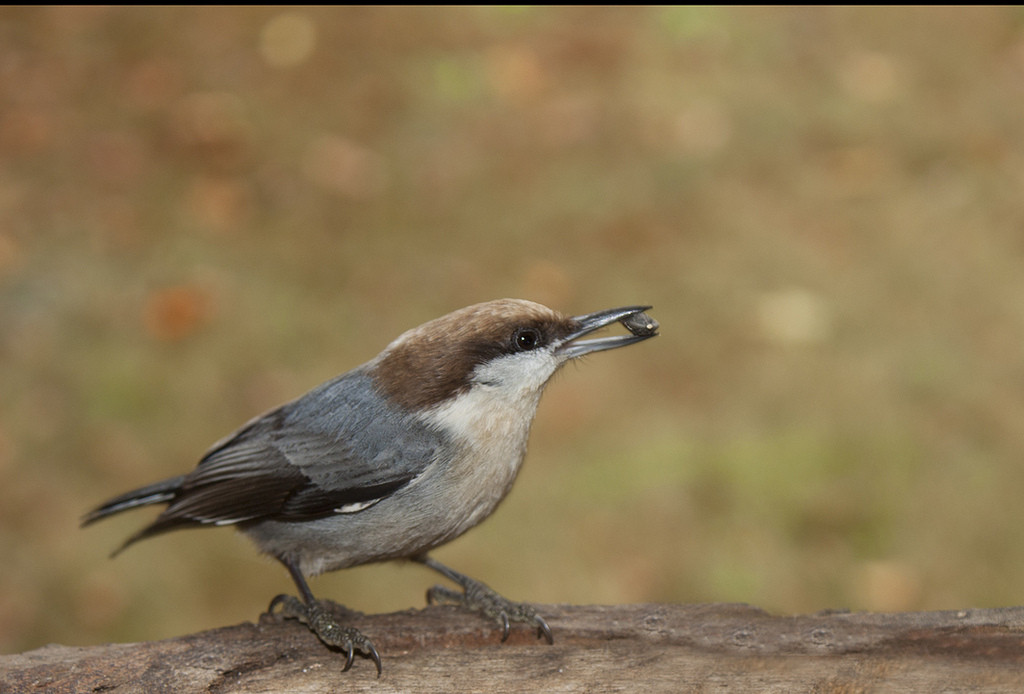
{"left": 242, "top": 441, "right": 527, "bottom": 576}
{"left": 244, "top": 389, "right": 539, "bottom": 576}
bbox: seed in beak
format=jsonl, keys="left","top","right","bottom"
{"left": 620, "top": 311, "right": 659, "bottom": 337}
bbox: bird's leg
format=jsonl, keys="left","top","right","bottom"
{"left": 415, "top": 555, "right": 553, "bottom": 644}
{"left": 267, "top": 558, "right": 382, "bottom": 676}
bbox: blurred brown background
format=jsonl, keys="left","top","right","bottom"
{"left": 4, "top": 6, "right": 1024, "bottom": 654}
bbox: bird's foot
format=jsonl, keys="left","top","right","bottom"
{"left": 426, "top": 577, "right": 553, "bottom": 644}
{"left": 268, "top": 594, "right": 382, "bottom": 676}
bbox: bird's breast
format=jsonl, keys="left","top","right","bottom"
{"left": 419, "top": 384, "right": 543, "bottom": 528}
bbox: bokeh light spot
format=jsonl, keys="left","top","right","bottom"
{"left": 260, "top": 12, "right": 317, "bottom": 68}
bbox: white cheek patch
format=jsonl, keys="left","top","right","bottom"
{"left": 423, "top": 350, "right": 559, "bottom": 459}
{"left": 470, "top": 350, "right": 561, "bottom": 393}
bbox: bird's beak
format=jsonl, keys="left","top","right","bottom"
{"left": 557, "top": 306, "right": 658, "bottom": 359}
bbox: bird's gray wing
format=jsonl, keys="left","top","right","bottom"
{"left": 148, "top": 368, "right": 447, "bottom": 532}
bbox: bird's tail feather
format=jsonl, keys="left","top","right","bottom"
{"left": 81, "top": 475, "right": 186, "bottom": 527}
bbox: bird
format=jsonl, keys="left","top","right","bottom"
{"left": 82, "top": 298, "right": 658, "bottom": 675}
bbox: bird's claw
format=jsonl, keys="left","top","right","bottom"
{"left": 426, "top": 581, "right": 554, "bottom": 645}
{"left": 268, "top": 594, "right": 382, "bottom": 676}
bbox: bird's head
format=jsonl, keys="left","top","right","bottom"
{"left": 372, "top": 299, "right": 657, "bottom": 414}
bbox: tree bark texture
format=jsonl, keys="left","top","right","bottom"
{"left": 3, "top": 603, "right": 1024, "bottom": 693}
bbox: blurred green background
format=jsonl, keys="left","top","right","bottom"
{"left": 4, "top": 6, "right": 1024, "bottom": 654}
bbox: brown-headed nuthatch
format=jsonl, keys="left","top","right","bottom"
{"left": 83, "top": 299, "right": 658, "bottom": 675}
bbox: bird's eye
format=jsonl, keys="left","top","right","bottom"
{"left": 512, "top": 327, "right": 541, "bottom": 351}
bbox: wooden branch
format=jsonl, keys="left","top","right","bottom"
{"left": 4, "top": 603, "right": 1024, "bottom": 692}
